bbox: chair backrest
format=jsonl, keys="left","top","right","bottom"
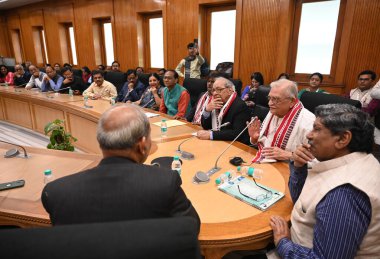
{"left": 104, "top": 71, "right": 127, "bottom": 93}
{"left": 300, "top": 91, "right": 362, "bottom": 114}
{"left": 183, "top": 78, "right": 207, "bottom": 107}
{"left": 72, "top": 69, "right": 82, "bottom": 78}
{"left": 230, "top": 79, "right": 242, "bottom": 97}
{"left": 215, "top": 62, "right": 233, "bottom": 78}
{"left": 253, "top": 85, "right": 270, "bottom": 107}
{"left": 0, "top": 217, "right": 201, "bottom": 259}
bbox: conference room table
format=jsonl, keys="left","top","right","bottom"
{"left": 0, "top": 86, "right": 293, "bottom": 259}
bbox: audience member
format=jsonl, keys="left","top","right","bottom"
{"left": 158, "top": 68, "right": 166, "bottom": 77}
{"left": 83, "top": 70, "right": 117, "bottom": 101}
{"left": 241, "top": 72, "right": 264, "bottom": 107}
{"left": 25, "top": 65, "right": 46, "bottom": 90}
{"left": 98, "top": 64, "right": 106, "bottom": 71}
{"left": 175, "top": 42, "right": 205, "bottom": 79}
{"left": 196, "top": 77, "right": 251, "bottom": 144}
{"left": 13, "top": 64, "right": 31, "bottom": 87}
{"left": 41, "top": 104, "right": 200, "bottom": 227}
{"left": 297, "top": 72, "right": 326, "bottom": 99}
{"left": 136, "top": 66, "right": 144, "bottom": 75}
{"left": 41, "top": 66, "right": 64, "bottom": 92}
{"left": 186, "top": 73, "right": 216, "bottom": 124}
{"left": 134, "top": 73, "right": 163, "bottom": 110}
{"left": 61, "top": 67, "right": 86, "bottom": 94}
{"left": 111, "top": 61, "right": 121, "bottom": 72}
{"left": 0, "top": 65, "right": 14, "bottom": 85}
{"left": 127, "top": 69, "right": 147, "bottom": 98}
{"left": 116, "top": 82, "right": 139, "bottom": 103}
{"left": 23, "top": 61, "right": 32, "bottom": 72}
{"left": 81, "top": 66, "right": 92, "bottom": 86}
{"left": 350, "top": 70, "right": 377, "bottom": 108}
{"left": 277, "top": 73, "right": 290, "bottom": 80}
{"left": 270, "top": 104, "right": 380, "bottom": 258}
{"left": 53, "top": 63, "right": 61, "bottom": 73}
{"left": 63, "top": 63, "right": 72, "bottom": 68}
{"left": 249, "top": 79, "right": 315, "bottom": 162}
{"left": 159, "top": 70, "right": 191, "bottom": 119}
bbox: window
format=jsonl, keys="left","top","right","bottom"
{"left": 59, "top": 23, "right": 78, "bottom": 65}
{"left": 201, "top": 5, "right": 236, "bottom": 70}
{"left": 289, "top": 0, "right": 345, "bottom": 80}
{"left": 32, "top": 26, "right": 48, "bottom": 65}
{"left": 10, "top": 29, "right": 24, "bottom": 63}
{"left": 138, "top": 13, "right": 164, "bottom": 70}
{"left": 68, "top": 26, "right": 78, "bottom": 65}
{"left": 93, "top": 18, "right": 114, "bottom": 66}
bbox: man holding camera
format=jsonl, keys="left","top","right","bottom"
{"left": 175, "top": 41, "right": 205, "bottom": 79}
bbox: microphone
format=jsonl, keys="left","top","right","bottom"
{"left": 0, "top": 140, "right": 29, "bottom": 158}
{"left": 54, "top": 87, "right": 71, "bottom": 92}
{"left": 141, "top": 98, "right": 154, "bottom": 108}
{"left": 176, "top": 122, "right": 231, "bottom": 160}
{"left": 193, "top": 118, "right": 256, "bottom": 184}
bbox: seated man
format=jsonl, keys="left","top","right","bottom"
{"left": 350, "top": 70, "right": 377, "bottom": 108}
{"left": 61, "top": 67, "right": 86, "bottom": 95}
{"left": 25, "top": 65, "right": 46, "bottom": 90}
{"left": 127, "top": 69, "right": 147, "bottom": 98}
{"left": 196, "top": 77, "right": 251, "bottom": 144}
{"left": 186, "top": 73, "right": 216, "bottom": 124}
{"left": 270, "top": 104, "right": 380, "bottom": 258}
{"left": 116, "top": 81, "right": 139, "bottom": 103}
{"left": 83, "top": 70, "right": 117, "bottom": 101}
{"left": 111, "top": 61, "right": 121, "bottom": 72}
{"left": 159, "top": 70, "right": 191, "bottom": 119}
{"left": 13, "top": 64, "right": 31, "bottom": 87}
{"left": 41, "top": 65, "right": 64, "bottom": 92}
{"left": 248, "top": 79, "right": 315, "bottom": 162}
{"left": 41, "top": 104, "right": 200, "bottom": 228}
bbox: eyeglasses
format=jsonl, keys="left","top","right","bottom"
{"left": 212, "top": 87, "right": 227, "bottom": 93}
{"left": 358, "top": 78, "right": 371, "bottom": 81}
{"left": 267, "top": 96, "right": 290, "bottom": 104}
{"left": 237, "top": 179, "right": 272, "bottom": 202}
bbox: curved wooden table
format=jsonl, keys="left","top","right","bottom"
{"left": 0, "top": 86, "right": 293, "bottom": 259}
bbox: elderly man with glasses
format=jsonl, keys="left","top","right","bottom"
{"left": 196, "top": 77, "right": 251, "bottom": 145}
{"left": 13, "top": 64, "right": 31, "bottom": 87}
{"left": 248, "top": 79, "right": 315, "bottom": 162}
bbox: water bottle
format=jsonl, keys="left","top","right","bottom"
{"left": 110, "top": 97, "right": 116, "bottom": 106}
{"left": 68, "top": 88, "right": 74, "bottom": 96}
{"left": 44, "top": 169, "right": 55, "bottom": 185}
{"left": 171, "top": 156, "right": 181, "bottom": 175}
{"left": 215, "top": 172, "right": 232, "bottom": 185}
{"left": 237, "top": 166, "right": 263, "bottom": 179}
{"left": 84, "top": 96, "right": 89, "bottom": 107}
{"left": 161, "top": 119, "right": 167, "bottom": 137}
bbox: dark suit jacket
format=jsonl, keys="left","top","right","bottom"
{"left": 41, "top": 156, "right": 200, "bottom": 230}
{"left": 201, "top": 97, "right": 251, "bottom": 145}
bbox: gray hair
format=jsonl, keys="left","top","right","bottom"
{"left": 315, "top": 104, "right": 374, "bottom": 153}
{"left": 216, "top": 77, "right": 235, "bottom": 91}
{"left": 270, "top": 79, "right": 298, "bottom": 99}
{"left": 97, "top": 104, "right": 150, "bottom": 150}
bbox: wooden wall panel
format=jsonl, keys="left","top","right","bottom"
{"left": 342, "top": 0, "right": 380, "bottom": 93}
{"left": 0, "top": 15, "right": 11, "bottom": 57}
{"left": 32, "top": 105, "right": 65, "bottom": 133}
{"left": 3, "top": 98, "right": 33, "bottom": 129}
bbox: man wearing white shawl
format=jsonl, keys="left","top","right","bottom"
{"left": 249, "top": 79, "right": 315, "bottom": 162}
{"left": 196, "top": 77, "right": 251, "bottom": 144}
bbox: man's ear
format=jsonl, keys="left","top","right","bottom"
{"left": 335, "top": 130, "right": 352, "bottom": 150}
{"left": 137, "top": 136, "right": 147, "bottom": 157}
{"left": 289, "top": 97, "right": 296, "bottom": 108}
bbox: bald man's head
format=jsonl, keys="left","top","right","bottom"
{"left": 97, "top": 104, "right": 150, "bottom": 151}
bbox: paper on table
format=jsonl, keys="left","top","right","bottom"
{"left": 145, "top": 112, "right": 160, "bottom": 118}
{"left": 152, "top": 120, "right": 186, "bottom": 128}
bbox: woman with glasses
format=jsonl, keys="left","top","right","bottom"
{"left": 0, "top": 65, "right": 14, "bottom": 85}
{"left": 241, "top": 72, "right": 264, "bottom": 108}
{"left": 297, "top": 72, "right": 326, "bottom": 99}
{"left": 133, "top": 73, "right": 164, "bottom": 110}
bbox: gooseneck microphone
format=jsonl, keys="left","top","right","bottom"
{"left": 193, "top": 118, "right": 256, "bottom": 184}
{"left": 0, "top": 140, "right": 29, "bottom": 158}
{"left": 176, "top": 122, "right": 231, "bottom": 160}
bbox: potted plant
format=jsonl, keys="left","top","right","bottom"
{"left": 44, "top": 119, "right": 77, "bottom": 151}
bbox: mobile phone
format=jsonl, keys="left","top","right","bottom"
{"left": 194, "top": 38, "right": 199, "bottom": 48}
{"left": 0, "top": 180, "right": 25, "bottom": 191}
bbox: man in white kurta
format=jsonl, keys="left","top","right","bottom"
{"left": 248, "top": 79, "right": 315, "bottom": 162}
{"left": 269, "top": 104, "right": 380, "bottom": 258}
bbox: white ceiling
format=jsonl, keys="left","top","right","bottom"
{"left": 0, "top": 0, "right": 44, "bottom": 10}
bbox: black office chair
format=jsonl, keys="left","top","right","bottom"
{"left": 300, "top": 91, "right": 362, "bottom": 114}
{"left": 230, "top": 79, "right": 242, "bottom": 97}
{"left": 72, "top": 69, "right": 82, "bottom": 78}
{"left": 0, "top": 217, "right": 201, "bottom": 259}
{"left": 138, "top": 73, "right": 150, "bottom": 87}
{"left": 6, "top": 66, "right": 15, "bottom": 73}
{"left": 183, "top": 78, "right": 207, "bottom": 107}
{"left": 251, "top": 85, "right": 270, "bottom": 121}
{"left": 104, "top": 71, "right": 127, "bottom": 93}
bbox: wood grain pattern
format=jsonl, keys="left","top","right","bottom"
{"left": 3, "top": 97, "right": 33, "bottom": 128}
